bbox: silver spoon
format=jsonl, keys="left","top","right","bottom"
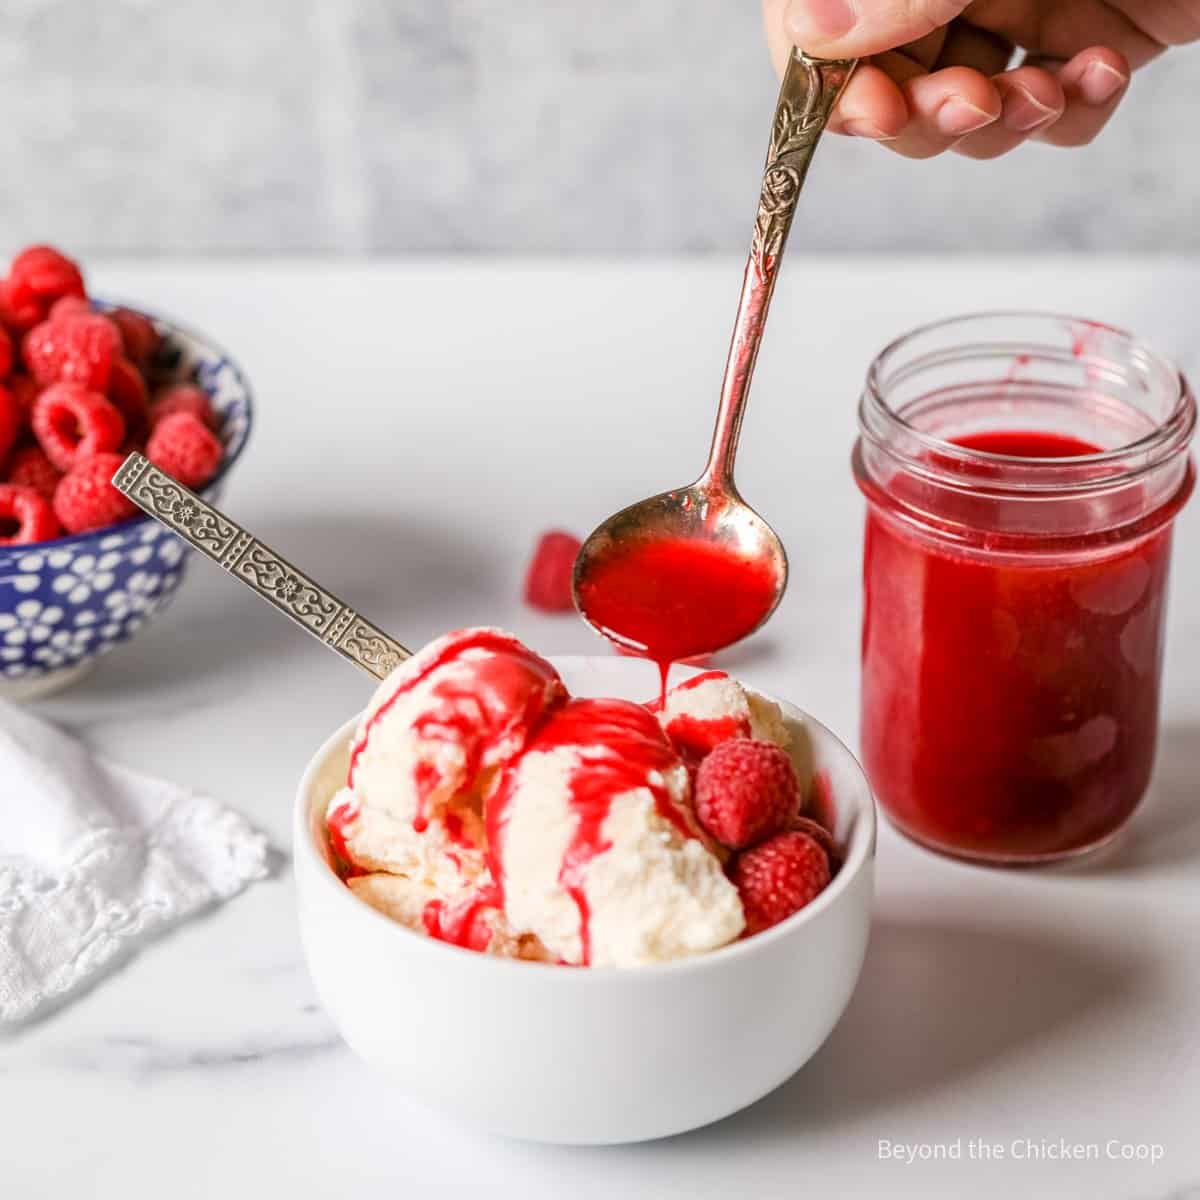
{"left": 573, "top": 50, "right": 857, "bottom": 654}
{"left": 112, "top": 452, "right": 411, "bottom": 680}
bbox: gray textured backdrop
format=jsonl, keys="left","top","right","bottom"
{"left": 1, "top": 1, "right": 1196, "bottom": 255}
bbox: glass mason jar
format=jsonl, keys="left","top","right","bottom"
{"left": 852, "top": 313, "right": 1196, "bottom": 864}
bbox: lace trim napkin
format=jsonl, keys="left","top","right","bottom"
{"left": 0, "top": 701, "right": 269, "bottom": 1027}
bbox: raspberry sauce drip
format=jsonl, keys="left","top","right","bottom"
{"left": 325, "top": 797, "right": 359, "bottom": 874}
{"left": 576, "top": 537, "right": 778, "bottom": 696}
{"left": 643, "top": 669, "right": 731, "bottom": 713}
{"left": 421, "top": 882, "right": 502, "bottom": 952}
{"left": 648, "top": 670, "right": 753, "bottom": 759}
{"left": 486, "top": 698, "right": 693, "bottom": 965}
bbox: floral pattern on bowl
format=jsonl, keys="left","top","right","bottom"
{"left": 0, "top": 303, "right": 252, "bottom": 697}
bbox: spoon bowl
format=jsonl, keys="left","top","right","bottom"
{"left": 573, "top": 480, "right": 788, "bottom": 658}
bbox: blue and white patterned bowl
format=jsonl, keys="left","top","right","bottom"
{"left": 0, "top": 303, "right": 253, "bottom": 698}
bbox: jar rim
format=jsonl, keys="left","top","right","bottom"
{"left": 862, "top": 310, "right": 1196, "bottom": 490}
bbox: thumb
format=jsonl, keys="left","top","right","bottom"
{"left": 780, "top": 0, "right": 971, "bottom": 60}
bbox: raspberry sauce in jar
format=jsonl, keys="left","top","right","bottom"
{"left": 852, "top": 314, "right": 1196, "bottom": 863}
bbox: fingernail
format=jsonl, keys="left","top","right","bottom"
{"left": 935, "top": 96, "right": 996, "bottom": 137}
{"left": 1078, "top": 61, "right": 1128, "bottom": 105}
{"left": 786, "top": 0, "right": 857, "bottom": 41}
{"left": 841, "top": 119, "right": 895, "bottom": 141}
{"left": 1001, "top": 84, "right": 1059, "bottom": 132}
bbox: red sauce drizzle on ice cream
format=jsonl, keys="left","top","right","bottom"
{"left": 325, "top": 798, "right": 359, "bottom": 872}
{"left": 664, "top": 713, "right": 746, "bottom": 759}
{"left": 442, "top": 811, "right": 472, "bottom": 847}
{"left": 486, "top": 698, "right": 693, "bottom": 965}
{"left": 649, "top": 670, "right": 754, "bottom": 759}
{"left": 347, "top": 629, "right": 564, "bottom": 832}
{"left": 421, "top": 882, "right": 502, "bottom": 952}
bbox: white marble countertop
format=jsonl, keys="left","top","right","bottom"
{"left": 3, "top": 257, "right": 1198, "bottom": 1199}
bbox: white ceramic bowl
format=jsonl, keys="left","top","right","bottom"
{"left": 294, "top": 655, "right": 876, "bottom": 1144}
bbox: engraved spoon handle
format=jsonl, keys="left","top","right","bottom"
{"left": 112, "top": 453, "right": 412, "bottom": 680}
{"left": 703, "top": 49, "right": 857, "bottom": 490}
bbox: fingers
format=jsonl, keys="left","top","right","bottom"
{"left": 876, "top": 61, "right": 1002, "bottom": 159}
{"left": 763, "top": 0, "right": 1140, "bottom": 160}
{"left": 1035, "top": 47, "right": 1131, "bottom": 147}
{"left": 762, "top": 0, "right": 794, "bottom": 76}
{"left": 782, "top": 0, "right": 973, "bottom": 61}
{"left": 825, "top": 64, "right": 909, "bottom": 140}
{"left": 1041, "top": 7, "right": 1163, "bottom": 70}
{"left": 933, "top": 21, "right": 1013, "bottom": 74}
{"left": 1123, "top": 0, "right": 1200, "bottom": 46}
{"left": 856, "top": 50, "right": 1128, "bottom": 159}
{"left": 953, "top": 66, "right": 1065, "bottom": 159}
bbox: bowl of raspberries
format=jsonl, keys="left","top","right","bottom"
{"left": 0, "top": 244, "right": 252, "bottom": 697}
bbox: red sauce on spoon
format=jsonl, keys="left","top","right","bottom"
{"left": 575, "top": 536, "right": 779, "bottom": 696}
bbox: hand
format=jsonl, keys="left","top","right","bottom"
{"left": 763, "top": 0, "right": 1198, "bottom": 158}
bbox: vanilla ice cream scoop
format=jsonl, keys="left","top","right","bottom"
{"left": 326, "top": 632, "right": 753, "bottom": 968}
{"left": 329, "top": 628, "right": 566, "bottom": 889}
{"left": 486, "top": 697, "right": 744, "bottom": 967}
{"left": 652, "top": 670, "right": 791, "bottom": 758}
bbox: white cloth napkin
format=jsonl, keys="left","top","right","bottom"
{"left": 0, "top": 701, "right": 269, "bottom": 1027}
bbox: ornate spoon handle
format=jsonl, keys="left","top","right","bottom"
{"left": 112, "top": 453, "right": 412, "bottom": 680}
{"left": 703, "top": 50, "right": 857, "bottom": 489}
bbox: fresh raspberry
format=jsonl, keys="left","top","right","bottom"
{"left": 48, "top": 295, "right": 91, "bottom": 323}
{"left": 523, "top": 530, "right": 582, "bottom": 612}
{"left": 108, "top": 307, "right": 159, "bottom": 366}
{"left": 22, "top": 322, "right": 63, "bottom": 384}
{"left": 32, "top": 383, "right": 125, "bottom": 472}
{"left": 7, "top": 373, "right": 40, "bottom": 417}
{"left": 107, "top": 357, "right": 150, "bottom": 445}
{"left": 3, "top": 246, "right": 86, "bottom": 330}
{"left": 731, "top": 830, "right": 831, "bottom": 935}
{"left": 0, "top": 325, "right": 12, "bottom": 381}
{"left": 694, "top": 738, "right": 800, "bottom": 849}
{"left": 146, "top": 411, "right": 223, "bottom": 488}
{"left": 0, "top": 385, "right": 22, "bottom": 462}
{"left": 0, "top": 482, "right": 61, "bottom": 545}
{"left": 788, "top": 815, "right": 840, "bottom": 870}
{"left": 0, "top": 281, "right": 24, "bottom": 336}
{"left": 6, "top": 445, "right": 62, "bottom": 501}
{"left": 53, "top": 452, "right": 136, "bottom": 535}
{"left": 24, "top": 312, "right": 121, "bottom": 390}
{"left": 150, "top": 383, "right": 217, "bottom": 430}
